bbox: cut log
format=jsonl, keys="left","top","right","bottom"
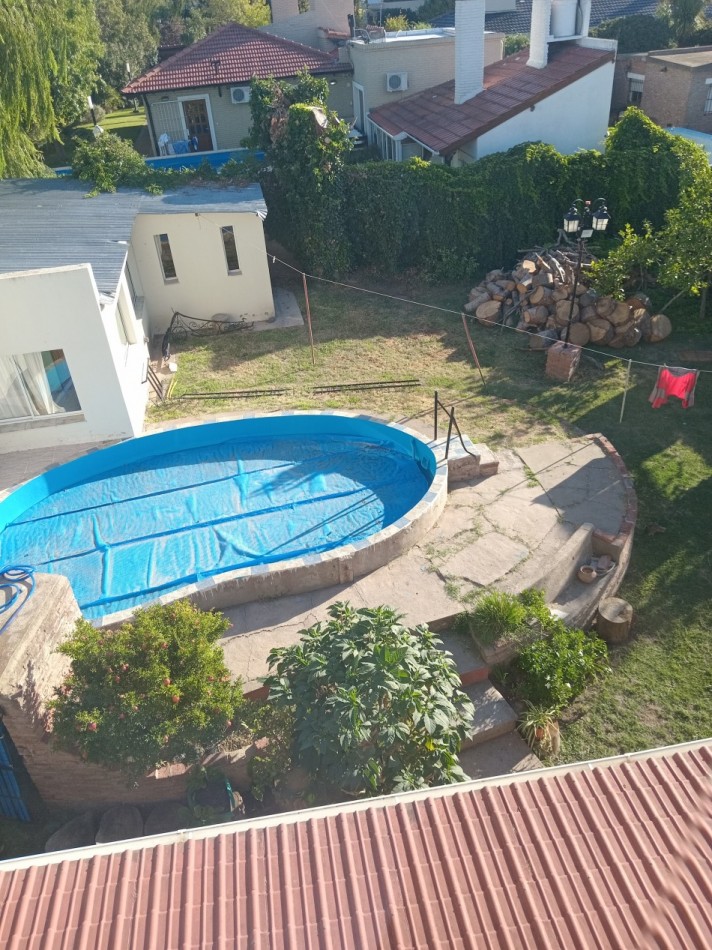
{"left": 464, "top": 294, "right": 490, "bottom": 314}
{"left": 468, "top": 285, "right": 487, "bottom": 301}
{"left": 519, "top": 259, "right": 537, "bottom": 274}
{"left": 648, "top": 312, "right": 672, "bottom": 343}
{"left": 532, "top": 271, "right": 554, "bottom": 287}
{"left": 624, "top": 323, "right": 642, "bottom": 347}
{"left": 475, "top": 299, "right": 502, "bottom": 326}
{"left": 486, "top": 268, "right": 505, "bottom": 282}
{"left": 574, "top": 282, "right": 588, "bottom": 296}
{"left": 516, "top": 276, "right": 533, "bottom": 293}
{"left": 529, "top": 328, "right": 559, "bottom": 350}
{"left": 552, "top": 285, "right": 571, "bottom": 302}
{"left": 597, "top": 597, "right": 633, "bottom": 644}
{"left": 588, "top": 318, "right": 614, "bottom": 344}
{"left": 634, "top": 310, "right": 652, "bottom": 340}
{"left": 609, "top": 300, "right": 632, "bottom": 327}
{"left": 626, "top": 293, "right": 652, "bottom": 311}
{"left": 499, "top": 279, "right": 516, "bottom": 292}
{"left": 523, "top": 306, "right": 549, "bottom": 326}
{"left": 486, "top": 282, "right": 504, "bottom": 297}
{"left": 595, "top": 296, "right": 616, "bottom": 318}
{"left": 534, "top": 253, "right": 551, "bottom": 273}
{"left": 567, "top": 321, "right": 591, "bottom": 346}
{"left": 555, "top": 299, "right": 578, "bottom": 324}
{"left": 530, "top": 285, "right": 553, "bottom": 306}
{"left": 579, "top": 290, "right": 598, "bottom": 308}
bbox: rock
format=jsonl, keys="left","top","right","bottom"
{"left": 95, "top": 804, "right": 144, "bottom": 844}
{"left": 45, "top": 812, "right": 96, "bottom": 852}
{"left": 144, "top": 801, "right": 193, "bottom": 837}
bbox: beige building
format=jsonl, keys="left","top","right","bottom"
{"left": 613, "top": 46, "right": 712, "bottom": 133}
{"left": 124, "top": 23, "right": 353, "bottom": 157}
{"left": 347, "top": 27, "right": 504, "bottom": 140}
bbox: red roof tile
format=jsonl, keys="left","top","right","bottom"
{"left": 1, "top": 743, "right": 711, "bottom": 949}
{"left": 122, "top": 22, "right": 351, "bottom": 95}
{"left": 370, "top": 44, "right": 615, "bottom": 155}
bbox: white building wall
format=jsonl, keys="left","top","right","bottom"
{"left": 130, "top": 212, "right": 275, "bottom": 335}
{"left": 0, "top": 265, "right": 148, "bottom": 452}
{"left": 464, "top": 62, "right": 615, "bottom": 160}
{"left": 262, "top": 0, "right": 353, "bottom": 50}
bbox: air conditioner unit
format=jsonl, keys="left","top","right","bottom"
{"left": 386, "top": 72, "right": 408, "bottom": 92}
{"left": 230, "top": 86, "right": 251, "bottom": 104}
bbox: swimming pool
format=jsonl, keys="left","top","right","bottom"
{"left": 0, "top": 413, "right": 445, "bottom": 624}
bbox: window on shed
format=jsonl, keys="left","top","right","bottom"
{"left": 627, "top": 76, "right": 644, "bottom": 105}
{"left": 155, "top": 233, "right": 177, "bottom": 280}
{"left": 221, "top": 225, "right": 240, "bottom": 274}
{"left": 0, "top": 350, "right": 81, "bottom": 421}
{"left": 705, "top": 84, "right": 712, "bottom": 114}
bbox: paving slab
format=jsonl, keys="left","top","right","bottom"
{"left": 442, "top": 532, "right": 529, "bottom": 587}
{"left": 459, "top": 732, "right": 543, "bottom": 781}
{"left": 460, "top": 681, "right": 517, "bottom": 749}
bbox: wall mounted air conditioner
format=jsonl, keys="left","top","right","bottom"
{"left": 386, "top": 72, "right": 408, "bottom": 92}
{"left": 230, "top": 86, "right": 251, "bottom": 104}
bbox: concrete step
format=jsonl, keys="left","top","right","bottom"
{"left": 437, "top": 628, "right": 490, "bottom": 686}
{"left": 460, "top": 680, "right": 517, "bottom": 750}
{"left": 459, "top": 730, "right": 543, "bottom": 781}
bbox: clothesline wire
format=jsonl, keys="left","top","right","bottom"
{"left": 194, "top": 213, "right": 712, "bottom": 376}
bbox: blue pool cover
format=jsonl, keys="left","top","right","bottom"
{"left": 0, "top": 421, "right": 433, "bottom": 619}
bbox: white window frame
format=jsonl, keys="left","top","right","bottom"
{"left": 221, "top": 225, "right": 241, "bottom": 275}
{"left": 177, "top": 93, "right": 217, "bottom": 152}
{"left": 627, "top": 72, "right": 645, "bottom": 106}
{"left": 368, "top": 120, "right": 402, "bottom": 161}
{"left": 155, "top": 232, "right": 179, "bottom": 282}
{"left": 705, "top": 78, "right": 712, "bottom": 114}
{"left": 353, "top": 82, "right": 367, "bottom": 134}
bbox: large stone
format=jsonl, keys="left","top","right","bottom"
{"left": 95, "top": 804, "right": 144, "bottom": 844}
{"left": 460, "top": 681, "right": 517, "bottom": 750}
{"left": 45, "top": 811, "right": 96, "bottom": 852}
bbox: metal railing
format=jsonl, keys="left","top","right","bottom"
{"left": 433, "top": 391, "right": 478, "bottom": 461}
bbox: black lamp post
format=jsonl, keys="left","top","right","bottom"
{"left": 561, "top": 198, "right": 610, "bottom": 344}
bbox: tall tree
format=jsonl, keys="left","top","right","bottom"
{"left": 0, "top": 0, "right": 102, "bottom": 177}
{"left": 96, "top": 0, "right": 158, "bottom": 92}
{"left": 658, "top": 0, "right": 706, "bottom": 43}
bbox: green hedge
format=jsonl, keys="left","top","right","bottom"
{"left": 264, "top": 109, "right": 708, "bottom": 280}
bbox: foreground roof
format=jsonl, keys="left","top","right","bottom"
{"left": 1, "top": 741, "right": 710, "bottom": 949}
{"left": 123, "top": 22, "right": 350, "bottom": 96}
{"left": 0, "top": 180, "right": 267, "bottom": 293}
{"left": 435, "top": 0, "right": 712, "bottom": 33}
{"left": 369, "top": 43, "right": 614, "bottom": 155}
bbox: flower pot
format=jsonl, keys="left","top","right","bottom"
{"left": 577, "top": 564, "right": 597, "bottom": 584}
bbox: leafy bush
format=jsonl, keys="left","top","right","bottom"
{"left": 592, "top": 15, "right": 671, "bottom": 52}
{"left": 514, "top": 624, "right": 609, "bottom": 709}
{"left": 504, "top": 34, "right": 529, "bottom": 55}
{"left": 72, "top": 132, "right": 147, "bottom": 192}
{"left": 461, "top": 588, "right": 553, "bottom": 647}
{"left": 264, "top": 602, "right": 475, "bottom": 797}
{"left": 49, "top": 601, "right": 244, "bottom": 778}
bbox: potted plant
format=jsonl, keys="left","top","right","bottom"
{"left": 518, "top": 702, "right": 561, "bottom": 756}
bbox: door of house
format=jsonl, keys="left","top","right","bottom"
{"left": 182, "top": 98, "right": 214, "bottom": 152}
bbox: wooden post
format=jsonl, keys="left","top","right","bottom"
{"left": 461, "top": 314, "right": 486, "bottom": 385}
{"left": 619, "top": 359, "right": 632, "bottom": 423}
{"left": 302, "top": 272, "right": 315, "bottom": 367}
{"left": 597, "top": 597, "right": 633, "bottom": 643}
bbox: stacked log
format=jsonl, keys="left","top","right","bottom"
{"left": 464, "top": 252, "right": 671, "bottom": 349}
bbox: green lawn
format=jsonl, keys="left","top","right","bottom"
{"left": 43, "top": 108, "right": 147, "bottom": 168}
{"left": 151, "top": 269, "right": 712, "bottom": 763}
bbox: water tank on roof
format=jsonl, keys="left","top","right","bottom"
{"left": 550, "top": 0, "right": 578, "bottom": 37}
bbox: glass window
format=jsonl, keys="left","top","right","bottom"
{"left": 221, "top": 225, "right": 240, "bottom": 274}
{"left": 628, "top": 76, "right": 644, "bottom": 105}
{"left": 155, "top": 233, "right": 178, "bottom": 280}
{"left": 0, "top": 350, "right": 81, "bottom": 422}
{"left": 705, "top": 85, "right": 712, "bottom": 114}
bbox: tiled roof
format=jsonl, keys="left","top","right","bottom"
{"left": 122, "top": 22, "right": 351, "bottom": 95}
{"left": 1, "top": 742, "right": 711, "bottom": 949}
{"left": 435, "top": 0, "right": 712, "bottom": 34}
{"left": 369, "top": 43, "right": 614, "bottom": 155}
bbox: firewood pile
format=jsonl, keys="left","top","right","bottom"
{"left": 464, "top": 248, "right": 672, "bottom": 349}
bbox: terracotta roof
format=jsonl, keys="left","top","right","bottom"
{"left": 122, "top": 22, "right": 351, "bottom": 95}
{"left": 1, "top": 742, "right": 711, "bottom": 949}
{"left": 369, "top": 44, "right": 615, "bottom": 155}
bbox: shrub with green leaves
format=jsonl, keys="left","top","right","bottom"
{"left": 264, "top": 602, "right": 475, "bottom": 797}
{"left": 514, "top": 623, "right": 609, "bottom": 709}
{"left": 72, "top": 132, "right": 148, "bottom": 192}
{"left": 49, "top": 601, "right": 244, "bottom": 778}
{"left": 462, "top": 587, "right": 553, "bottom": 647}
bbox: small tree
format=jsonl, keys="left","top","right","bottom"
{"left": 49, "top": 601, "right": 243, "bottom": 778}
{"left": 264, "top": 602, "right": 475, "bottom": 797}
{"left": 73, "top": 131, "right": 147, "bottom": 192}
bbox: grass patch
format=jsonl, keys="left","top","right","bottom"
{"left": 43, "top": 108, "right": 147, "bottom": 168}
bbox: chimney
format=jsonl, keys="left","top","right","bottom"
{"left": 455, "top": 0, "right": 486, "bottom": 105}
{"left": 527, "top": 0, "right": 552, "bottom": 69}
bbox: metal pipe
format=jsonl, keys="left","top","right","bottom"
{"left": 434, "top": 389, "right": 439, "bottom": 441}
{"left": 445, "top": 406, "right": 454, "bottom": 460}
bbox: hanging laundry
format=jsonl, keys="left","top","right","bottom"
{"left": 649, "top": 366, "right": 700, "bottom": 409}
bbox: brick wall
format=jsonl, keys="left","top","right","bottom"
{"left": 0, "top": 574, "right": 259, "bottom": 809}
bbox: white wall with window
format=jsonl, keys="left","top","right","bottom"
{"left": 628, "top": 73, "right": 645, "bottom": 106}
{"left": 0, "top": 264, "right": 149, "bottom": 452}
{"left": 130, "top": 211, "right": 275, "bottom": 334}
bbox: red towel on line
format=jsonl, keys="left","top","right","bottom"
{"left": 649, "top": 366, "right": 699, "bottom": 409}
